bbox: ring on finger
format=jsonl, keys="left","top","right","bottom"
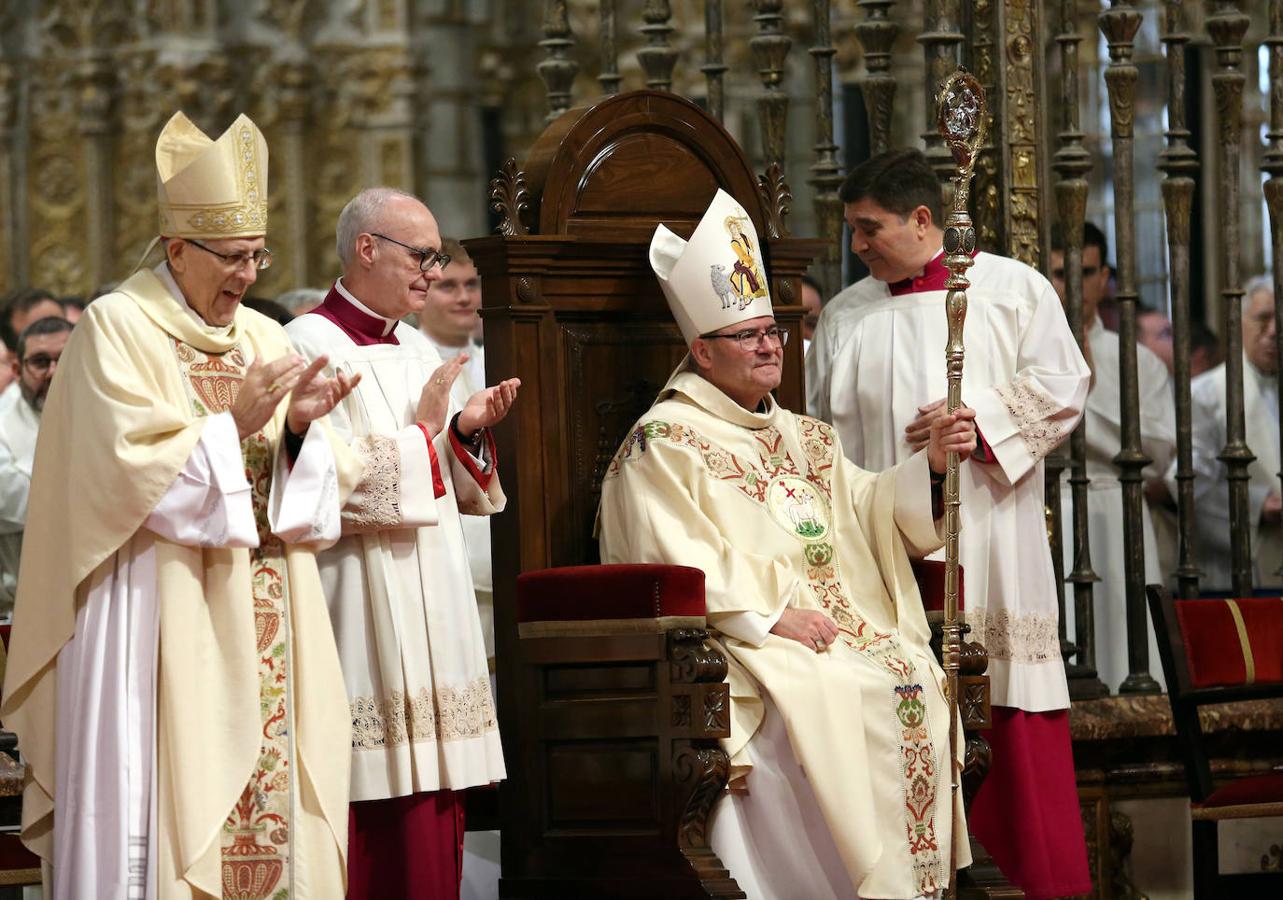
{"left": 267, "top": 381, "right": 281, "bottom": 394}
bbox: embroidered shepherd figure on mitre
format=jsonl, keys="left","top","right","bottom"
{"left": 155, "top": 110, "right": 268, "bottom": 240}
{"left": 649, "top": 188, "right": 774, "bottom": 345}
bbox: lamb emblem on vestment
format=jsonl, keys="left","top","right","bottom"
{"left": 710, "top": 264, "right": 736, "bottom": 309}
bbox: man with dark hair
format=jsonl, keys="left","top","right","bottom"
{"left": 0, "top": 316, "right": 74, "bottom": 615}
{"left": 0, "top": 288, "right": 65, "bottom": 353}
{"left": 809, "top": 147, "right": 1091, "bottom": 900}
{"left": 1051, "top": 221, "right": 1116, "bottom": 332}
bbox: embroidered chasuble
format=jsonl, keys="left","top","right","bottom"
{"left": 807, "top": 251, "right": 1090, "bottom": 713}
{"left": 599, "top": 370, "right": 968, "bottom": 899}
{"left": 286, "top": 282, "right": 506, "bottom": 805}
{"left": 1, "top": 265, "right": 361, "bottom": 899}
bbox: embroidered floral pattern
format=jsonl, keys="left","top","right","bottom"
{"left": 994, "top": 377, "right": 1071, "bottom": 461}
{"left": 608, "top": 416, "right": 944, "bottom": 894}
{"left": 172, "top": 340, "right": 294, "bottom": 899}
{"left": 966, "top": 607, "right": 1061, "bottom": 664}
{"left": 350, "top": 678, "right": 497, "bottom": 751}
{"left": 343, "top": 434, "right": 403, "bottom": 529}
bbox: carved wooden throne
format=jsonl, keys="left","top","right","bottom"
{"left": 467, "top": 89, "right": 1003, "bottom": 898}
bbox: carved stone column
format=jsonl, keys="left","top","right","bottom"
{"left": 270, "top": 62, "right": 313, "bottom": 291}
{"left": 114, "top": 51, "right": 164, "bottom": 284}
{"left": 920, "top": 0, "right": 963, "bottom": 187}
{"left": 965, "top": 0, "right": 1049, "bottom": 269}
{"left": 0, "top": 63, "right": 17, "bottom": 295}
{"left": 1054, "top": 0, "right": 1107, "bottom": 698}
{"left": 1161, "top": 0, "right": 1204, "bottom": 598}
{"left": 78, "top": 58, "right": 118, "bottom": 291}
{"left": 1206, "top": 0, "right": 1255, "bottom": 597}
{"left": 853, "top": 0, "right": 899, "bottom": 156}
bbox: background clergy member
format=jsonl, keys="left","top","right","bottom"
{"left": 0, "top": 316, "right": 72, "bottom": 617}
{"left": 1175, "top": 274, "right": 1282, "bottom": 590}
{"left": 1, "top": 111, "right": 361, "bottom": 899}
{"left": 1049, "top": 224, "right": 1176, "bottom": 692}
{"left": 600, "top": 188, "right": 976, "bottom": 900}
{"left": 285, "top": 187, "right": 518, "bottom": 900}
{"left": 807, "top": 148, "right": 1092, "bottom": 900}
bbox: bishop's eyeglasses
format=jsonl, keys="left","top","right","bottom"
{"left": 187, "top": 239, "right": 274, "bottom": 271}
{"left": 370, "top": 233, "right": 452, "bottom": 272}
{"left": 701, "top": 325, "right": 790, "bottom": 352}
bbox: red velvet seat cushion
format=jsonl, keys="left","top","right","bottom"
{"left": 1174, "top": 597, "right": 1283, "bottom": 688}
{"left": 0, "top": 832, "right": 40, "bottom": 874}
{"left": 912, "top": 559, "right": 965, "bottom": 613}
{"left": 516, "top": 564, "right": 705, "bottom": 623}
{"left": 1193, "top": 773, "right": 1283, "bottom": 810}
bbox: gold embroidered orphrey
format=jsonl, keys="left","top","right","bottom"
{"left": 171, "top": 339, "right": 295, "bottom": 900}
{"left": 606, "top": 416, "right": 945, "bottom": 894}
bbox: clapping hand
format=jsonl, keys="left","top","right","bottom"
{"left": 233, "top": 354, "right": 308, "bottom": 440}
{"left": 285, "top": 355, "right": 361, "bottom": 436}
{"left": 417, "top": 356, "right": 469, "bottom": 437}
{"left": 457, "top": 378, "right": 521, "bottom": 437}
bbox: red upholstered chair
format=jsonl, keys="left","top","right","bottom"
{"left": 512, "top": 564, "right": 741, "bottom": 898}
{"left": 1147, "top": 585, "right": 1283, "bottom": 898}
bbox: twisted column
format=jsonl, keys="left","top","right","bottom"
{"left": 1100, "top": 0, "right": 1160, "bottom": 694}
{"left": 1054, "top": 0, "right": 1107, "bottom": 697}
{"left": 1206, "top": 0, "right": 1255, "bottom": 597}
{"left": 1160, "top": 0, "right": 1203, "bottom": 598}
{"left": 853, "top": 0, "right": 897, "bottom": 156}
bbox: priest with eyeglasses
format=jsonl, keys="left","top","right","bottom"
{"left": 1, "top": 112, "right": 364, "bottom": 898}
{"left": 598, "top": 189, "right": 976, "bottom": 899}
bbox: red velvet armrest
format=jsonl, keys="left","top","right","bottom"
{"left": 1174, "top": 597, "right": 1283, "bottom": 689}
{"left": 911, "top": 559, "right": 965, "bottom": 614}
{"left": 517, "top": 563, "right": 706, "bottom": 625}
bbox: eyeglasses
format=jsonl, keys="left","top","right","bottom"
{"left": 370, "top": 233, "right": 451, "bottom": 272}
{"left": 188, "top": 239, "right": 274, "bottom": 271}
{"left": 701, "top": 325, "right": 790, "bottom": 352}
{"left": 21, "top": 353, "right": 60, "bottom": 374}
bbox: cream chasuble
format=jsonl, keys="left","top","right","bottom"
{"left": 1060, "top": 319, "right": 1175, "bottom": 692}
{"left": 807, "top": 251, "right": 1090, "bottom": 712}
{"left": 286, "top": 290, "right": 506, "bottom": 804}
{"left": 599, "top": 371, "right": 967, "bottom": 900}
{"left": 1, "top": 266, "right": 361, "bottom": 899}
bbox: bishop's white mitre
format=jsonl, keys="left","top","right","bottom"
{"left": 649, "top": 188, "right": 773, "bottom": 345}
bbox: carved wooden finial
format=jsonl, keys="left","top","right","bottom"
{"left": 489, "top": 158, "right": 531, "bottom": 237}
{"left": 755, "top": 162, "right": 792, "bottom": 239}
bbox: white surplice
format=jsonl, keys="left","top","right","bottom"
{"left": 0, "top": 390, "right": 38, "bottom": 617}
{"left": 52, "top": 409, "right": 341, "bottom": 900}
{"left": 1059, "top": 319, "right": 1175, "bottom": 691}
{"left": 424, "top": 335, "right": 495, "bottom": 664}
{"left": 807, "top": 251, "right": 1090, "bottom": 712}
{"left": 1172, "top": 355, "right": 1283, "bottom": 590}
{"left": 286, "top": 286, "right": 506, "bottom": 803}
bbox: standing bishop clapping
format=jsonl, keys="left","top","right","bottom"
{"left": 1, "top": 112, "right": 362, "bottom": 899}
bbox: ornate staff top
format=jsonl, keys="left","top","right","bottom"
{"left": 935, "top": 67, "right": 985, "bottom": 896}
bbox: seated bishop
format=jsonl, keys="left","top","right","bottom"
{"left": 597, "top": 189, "right": 976, "bottom": 900}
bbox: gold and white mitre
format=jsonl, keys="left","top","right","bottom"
{"left": 155, "top": 111, "right": 268, "bottom": 238}
{"left": 649, "top": 188, "right": 772, "bottom": 344}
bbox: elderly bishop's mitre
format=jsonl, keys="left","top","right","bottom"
{"left": 649, "top": 188, "right": 774, "bottom": 345}
{"left": 155, "top": 111, "right": 268, "bottom": 239}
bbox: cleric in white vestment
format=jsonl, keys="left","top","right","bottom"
{"left": 600, "top": 189, "right": 977, "bottom": 899}
{"left": 1, "top": 112, "right": 361, "bottom": 898}
{"left": 285, "top": 187, "right": 517, "bottom": 899}
{"left": 807, "top": 148, "right": 1092, "bottom": 899}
